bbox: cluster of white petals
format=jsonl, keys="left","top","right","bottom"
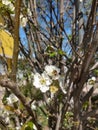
{"left": 33, "top": 65, "right": 61, "bottom": 93}
{"left": 2, "top": 0, "right": 15, "bottom": 12}
{"left": 45, "top": 65, "right": 60, "bottom": 80}
{"left": 33, "top": 65, "right": 60, "bottom": 92}
{"left": 88, "top": 76, "right": 96, "bottom": 82}
{"left": 33, "top": 72, "right": 52, "bottom": 93}
{"left": 20, "top": 14, "right": 28, "bottom": 27}
{"left": 6, "top": 93, "right": 19, "bottom": 105}
{"left": 2, "top": 0, "right": 11, "bottom": 5}
{"left": 27, "top": 8, "right": 32, "bottom": 16}
{"left": 87, "top": 76, "right": 96, "bottom": 85}
{"left": 31, "top": 101, "right": 36, "bottom": 110}
{"left": 0, "top": 109, "right": 10, "bottom": 124}
{"left": 91, "top": 76, "right": 96, "bottom": 81}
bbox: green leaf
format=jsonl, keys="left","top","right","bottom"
{"left": 82, "top": 101, "right": 89, "bottom": 110}
{"left": 21, "top": 121, "right": 34, "bottom": 130}
{"left": 49, "top": 52, "right": 57, "bottom": 57}
{"left": 57, "top": 49, "right": 65, "bottom": 55}
{"left": 94, "top": 69, "right": 98, "bottom": 76}
{"left": 68, "top": 35, "right": 72, "bottom": 40}
{"left": 25, "top": 126, "right": 32, "bottom": 130}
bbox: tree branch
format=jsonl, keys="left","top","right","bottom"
{"left": 11, "top": 0, "right": 21, "bottom": 81}
{"left": 0, "top": 78, "right": 42, "bottom": 130}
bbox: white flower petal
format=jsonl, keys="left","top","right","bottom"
{"left": 42, "top": 72, "right": 52, "bottom": 85}
{"left": 20, "top": 17, "right": 27, "bottom": 27}
{"left": 40, "top": 86, "right": 49, "bottom": 93}
{"left": 45, "top": 65, "right": 60, "bottom": 80}
{"left": 2, "top": 0, "right": 11, "bottom": 5}
{"left": 7, "top": 94, "right": 18, "bottom": 104}
{"left": 6, "top": 97, "right": 12, "bottom": 105}
{"left": 2, "top": 0, "right": 15, "bottom": 12}
{"left": 91, "top": 76, "right": 96, "bottom": 81}
{"left": 33, "top": 81, "right": 41, "bottom": 88}
{"left": 9, "top": 3, "right": 15, "bottom": 11}
{"left": 33, "top": 72, "right": 52, "bottom": 93}
{"left": 27, "top": 8, "right": 32, "bottom": 16}
{"left": 59, "top": 76, "right": 67, "bottom": 94}
{"left": 33, "top": 73, "right": 41, "bottom": 88}
{"left": 31, "top": 101, "right": 36, "bottom": 110}
{"left": 9, "top": 94, "right": 18, "bottom": 103}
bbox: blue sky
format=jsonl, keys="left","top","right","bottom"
{"left": 19, "top": 26, "right": 28, "bottom": 48}
{"left": 19, "top": 0, "right": 72, "bottom": 56}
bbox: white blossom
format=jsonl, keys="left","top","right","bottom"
{"left": 20, "top": 14, "right": 28, "bottom": 27}
{"left": 20, "top": 17, "right": 27, "bottom": 27}
{"left": 6, "top": 97, "right": 12, "bottom": 105}
{"left": 5, "top": 117, "right": 10, "bottom": 124}
{"left": 45, "top": 65, "right": 60, "bottom": 80}
{"left": 64, "top": 66, "right": 68, "bottom": 73}
{"left": 33, "top": 72, "right": 52, "bottom": 93}
{"left": 59, "top": 76, "right": 67, "bottom": 94}
{"left": 91, "top": 76, "right": 96, "bottom": 81}
{"left": 33, "top": 124, "right": 37, "bottom": 130}
{"left": 16, "top": 127, "right": 21, "bottom": 130}
{"left": 8, "top": 3, "right": 15, "bottom": 12}
{"left": 0, "top": 109, "right": 10, "bottom": 124}
{"left": 2, "top": 0, "right": 11, "bottom": 5}
{"left": 33, "top": 73, "right": 42, "bottom": 89}
{"left": 31, "top": 101, "right": 36, "bottom": 110}
{"left": 6, "top": 94, "right": 18, "bottom": 105}
{"left": 27, "top": 8, "right": 32, "bottom": 16}
{"left": 88, "top": 76, "right": 96, "bottom": 84}
{"left": 2, "top": 0, "right": 15, "bottom": 12}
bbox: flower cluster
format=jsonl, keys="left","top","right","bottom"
{"left": 2, "top": 0, "right": 11, "bottom": 5}
{"left": 0, "top": 108, "right": 10, "bottom": 124}
{"left": 88, "top": 76, "right": 96, "bottom": 85}
{"left": 45, "top": 65, "right": 60, "bottom": 80}
{"left": 2, "top": 0, "right": 15, "bottom": 12}
{"left": 33, "top": 65, "right": 60, "bottom": 93}
{"left": 6, "top": 93, "right": 19, "bottom": 105}
{"left": 20, "top": 14, "right": 28, "bottom": 27}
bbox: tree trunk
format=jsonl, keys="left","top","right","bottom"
{"left": 11, "top": 0, "right": 21, "bottom": 81}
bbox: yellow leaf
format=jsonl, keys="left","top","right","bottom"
{"left": 0, "top": 29, "right": 14, "bottom": 71}
{"left": 0, "top": 29, "right": 14, "bottom": 58}
{"left": 0, "top": 15, "right": 4, "bottom": 25}
{"left": 4, "top": 105, "right": 15, "bottom": 112}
